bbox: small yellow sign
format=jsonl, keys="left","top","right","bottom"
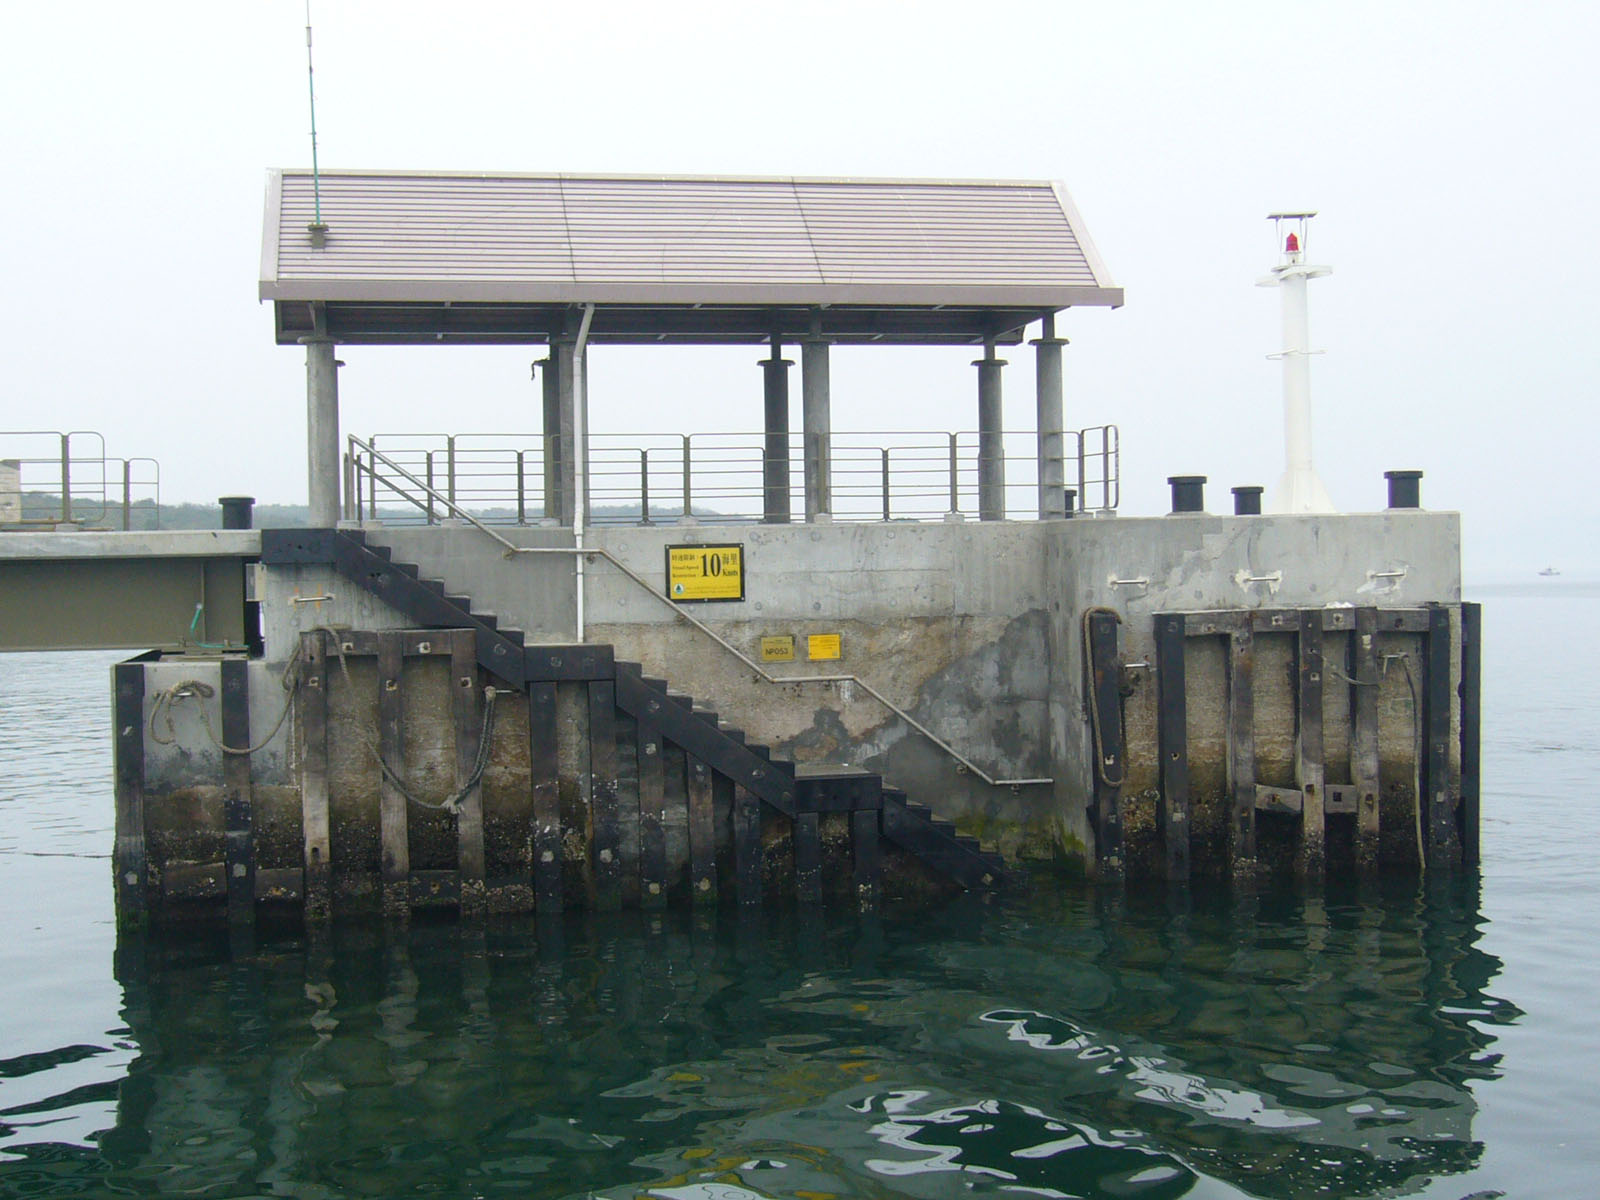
{"left": 665, "top": 543, "right": 744, "bottom": 603}
{"left": 760, "top": 635, "right": 795, "bottom": 662}
{"left": 807, "top": 633, "right": 842, "bottom": 661}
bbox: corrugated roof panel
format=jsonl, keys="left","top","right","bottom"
{"left": 560, "top": 177, "right": 822, "bottom": 285}
{"left": 793, "top": 181, "right": 1095, "bottom": 286}
{"left": 276, "top": 173, "right": 576, "bottom": 283}
{"left": 262, "top": 169, "right": 1123, "bottom": 338}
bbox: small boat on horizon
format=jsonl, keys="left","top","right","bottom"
{"left": 1539, "top": 566, "right": 1561, "bottom": 577}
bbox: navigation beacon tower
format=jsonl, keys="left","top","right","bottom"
{"left": 1259, "top": 212, "right": 1335, "bottom": 514}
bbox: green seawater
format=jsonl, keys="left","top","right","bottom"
{"left": 2, "top": 584, "right": 1598, "bottom": 1198}
{"left": 5, "top": 885, "right": 1512, "bottom": 1200}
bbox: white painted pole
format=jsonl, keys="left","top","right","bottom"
{"left": 1259, "top": 221, "right": 1334, "bottom": 513}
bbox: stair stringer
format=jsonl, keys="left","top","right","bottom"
{"left": 262, "top": 527, "right": 1004, "bottom": 895}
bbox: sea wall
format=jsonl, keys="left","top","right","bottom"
{"left": 238, "top": 511, "right": 1462, "bottom": 880}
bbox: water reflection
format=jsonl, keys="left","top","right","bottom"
{"left": 0, "top": 876, "right": 1515, "bottom": 1199}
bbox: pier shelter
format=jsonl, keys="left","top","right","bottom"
{"left": 260, "top": 169, "right": 1123, "bottom": 527}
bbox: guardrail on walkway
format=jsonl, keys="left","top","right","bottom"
{"left": 346, "top": 427, "right": 1118, "bottom": 525}
{"left": 0, "top": 431, "right": 161, "bottom": 530}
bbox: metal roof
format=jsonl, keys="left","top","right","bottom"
{"left": 261, "top": 169, "right": 1122, "bottom": 346}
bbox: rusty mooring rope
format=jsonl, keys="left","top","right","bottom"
{"left": 148, "top": 642, "right": 303, "bottom": 757}
{"left": 321, "top": 629, "right": 498, "bottom": 815}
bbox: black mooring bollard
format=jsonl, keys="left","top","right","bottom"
{"left": 1063, "top": 487, "right": 1077, "bottom": 518}
{"left": 1231, "top": 485, "right": 1264, "bottom": 515}
{"left": 1384, "top": 470, "right": 1422, "bottom": 510}
{"left": 220, "top": 496, "right": 256, "bottom": 530}
{"left": 1168, "top": 475, "right": 1206, "bottom": 514}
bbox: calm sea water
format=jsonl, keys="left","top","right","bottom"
{"left": 1, "top": 584, "right": 1596, "bottom": 1199}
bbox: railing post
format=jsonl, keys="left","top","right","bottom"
{"left": 516, "top": 451, "right": 527, "bottom": 525}
{"left": 680, "top": 434, "right": 693, "bottom": 522}
{"left": 341, "top": 451, "right": 354, "bottom": 521}
{"left": 122, "top": 459, "right": 132, "bottom": 531}
{"left": 1109, "top": 426, "right": 1121, "bottom": 509}
{"left": 425, "top": 452, "right": 436, "bottom": 524}
{"left": 881, "top": 448, "right": 891, "bottom": 522}
{"left": 947, "top": 432, "right": 960, "bottom": 517}
{"left": 59, "top": 432, "right": 71, "bottom": 523}
{"left": 640, "top": 449, "right": 652, "bottom": 526}
{"left": 367, "top": 449, "right": 378, "bottom": 521}
{"left": 446, "top": 436, "right": 458, "bottom": 509}
{"left": 1078, "top": 429, "right": 1089, "bottom": 511}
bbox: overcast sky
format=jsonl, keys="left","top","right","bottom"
{"left": 3, "top": 1, "right": 1594, "bottom": 579}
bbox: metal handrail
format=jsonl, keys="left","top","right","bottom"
{"left": 0, "top": 430, "right": 161, "bottom": 529}
{"left": 343, "top": 433, "right": 1050, "bottom": 788}
{"left": 354, "top": 426, "right": 1119, "bottom": 526}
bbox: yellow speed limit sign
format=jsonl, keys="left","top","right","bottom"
{"left": 665, "top": 544, "right": 744, "bottom": 603}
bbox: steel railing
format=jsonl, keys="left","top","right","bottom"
{"left": 0, "top": 431, "right": 162, "bottom": 530}
{"left": 346, "top": 427, "right": 1118, "bottom": 526}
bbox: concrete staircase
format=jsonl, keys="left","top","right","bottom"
{"left": 261, "top": 527, "right": 1003, "bottom": 904}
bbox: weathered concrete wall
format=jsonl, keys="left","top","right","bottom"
{"left": 588, "top": 521, "right": 1056, "bottom": 858}
{"left": 137, "top": 656, "right": 298, "bottom": 899}
{"left": 250, "top": 510, "right": 1462, "bottom": 874}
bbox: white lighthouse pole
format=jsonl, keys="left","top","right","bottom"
{"left": 1259, "top": 213, "right": 1335, "bottom": 514}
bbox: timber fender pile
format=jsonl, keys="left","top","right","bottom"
{"left": 1083, "top": 604, "right": 1482, "bottom": 883}
{"left": 112, "top": 529, "right": 1003, "bottom": 927}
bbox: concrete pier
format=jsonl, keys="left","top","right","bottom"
{"left": 56, "top": 499, "right": 1478, "bottom": 929}
{"left": 60, "top": 167, "right": 1480, "bottom": 928}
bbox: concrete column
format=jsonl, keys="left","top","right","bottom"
{"left": 304, "top": 337, "right": 341, "bottom": 527}
{"left": 579, "top": 344, "right": 591, "bottom": 523}
{"left": 552, "top": 337, "right": 578, "bottom": 525}
{"left": 1033, "top": 316, "right": 1069, "bottom": 519}
{"left": 801, "top": 337, "right": 831, "bottom": 521}
{"left": 537, "top": 355, "right": 563, "bottom": 522}
{"left": 761, "top": 340, "right": 793, "bottom": 523}
{"left": 974, "top": 342, "right": 1007, "bottom": 521}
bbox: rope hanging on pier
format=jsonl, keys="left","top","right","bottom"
{"left": 1081, "top": 606, "right": 1126, "bottom": 789}
{"left": 321, "top": 629, "right": 498, "bottom": 815}
{"left": 148, "top": 643, "right": 304, "bottom": 756}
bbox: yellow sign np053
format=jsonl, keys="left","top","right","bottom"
{"left": 665, "top": 544, "right": 744, "bottom": 603}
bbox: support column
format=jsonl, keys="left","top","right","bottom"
{"left": 579, "top": 343, "right": 591, "bottom": 522}
{"left": 551, "top": 337, "right": 579, "bottom": 527}
{"left": 802, "top": 336, "right": 831, "bottom": 521}
{"left": 761, "top": 338, "right": 793, "bottom": 524}
{"left": 303, "top": 335, "right": 341, "bottom": 527}
{"left": 536, "top": 354, "right": 563, "bottom": 523}
{"left": 1033, "top": 316, "right": 1069, "bottom": 519}
{"left": 975, "top": 341, "right": 1007, "bottom": 521}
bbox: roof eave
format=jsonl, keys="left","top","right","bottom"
{"left": 261, "top": 282, "right": 1123, "bottom": 308}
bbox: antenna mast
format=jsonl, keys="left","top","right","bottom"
{"left": 305, "top": 1, "right": 325, "bottom": 237}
